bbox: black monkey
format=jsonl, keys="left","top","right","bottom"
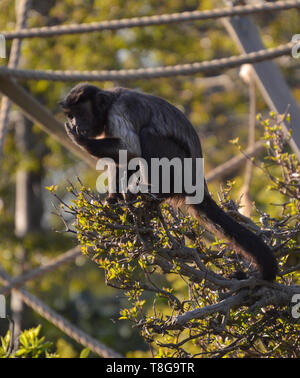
{"left": 60, "top": 83, "right": 278, "bottom": 281}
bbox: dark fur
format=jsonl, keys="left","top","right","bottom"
{"left": 60, "top": 83, "right": 278, "bottom": 281}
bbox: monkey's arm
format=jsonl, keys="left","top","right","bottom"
{"left": 65, "top": 122, "right": 122, "bottom": 160}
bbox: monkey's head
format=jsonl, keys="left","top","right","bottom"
{"left": 60, "top": 83, "right": 113, "bottom": 138}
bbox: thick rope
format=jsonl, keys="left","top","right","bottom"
{"left": 0, "top": 265, "right": 122, "bottom": 358}
{"left": 0, "top": 42, "right": 295, "bottom": 82}
{"left": 0, "top": 246, "right": 81, "bottom": 296}
{"left": 2, "top": 0, "right": 300, "bottom": 40}
{"left": 0, "top": 0, "right": 31, "bottom": 156}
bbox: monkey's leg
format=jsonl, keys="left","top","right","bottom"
{"left": 140, "top": 128, "right": 187, "bottom": 199}
{"left": 75, "top": 137, "right": 123, "bottom": 160}
{"left": 106, "top": 166, "right": 130, "bottom": 204}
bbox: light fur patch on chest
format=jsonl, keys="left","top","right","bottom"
{"left": 95, "top": 131, "right": 107, "bottom": 139}
{"left": 108, "top": 113, "right": 141, "bottom": 156}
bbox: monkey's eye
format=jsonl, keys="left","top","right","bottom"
{"left": 66, "top": 113, "right": 74, "bottom": 120}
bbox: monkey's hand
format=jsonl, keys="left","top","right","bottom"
{"left": 64, "top": 122, "right": 86, "bottom": 145}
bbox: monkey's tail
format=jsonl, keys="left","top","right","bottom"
{"left": 189, "top": 194, "right": 278, "bottom": 281}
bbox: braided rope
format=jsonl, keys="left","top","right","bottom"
{"left": 0, "top": 0, "right": 31, "bottom": 156}
{"left": 2, "top": 0, "right": 300, "bottom": 40}
{"left": 0, "top": 265, "right": 122, "bottom": 358}
{"left": 0, "top": 246, "right": 81, "bottom": 296}
{"left": 0, "top": 42, "right": 295, "bottom": 82}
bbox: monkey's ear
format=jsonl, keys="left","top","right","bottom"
{"left": 58, "top": 100, "right": 66, "bottom": 108}
{"left": 96, "top": 91, "right": 112, "bottom": 109}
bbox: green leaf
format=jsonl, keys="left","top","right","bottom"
{"left": 80, "top": 348, "right": 90, "bottom": 358}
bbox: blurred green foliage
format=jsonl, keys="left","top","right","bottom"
{"left": 0, "top": 325, "right": 58, "bottom": 358}
{"left": 0, "top": 324, "right": 92, "bottom": 358}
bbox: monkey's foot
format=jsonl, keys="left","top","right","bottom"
{"left": 105, "top": 193, "right": 124, "bottom": 205}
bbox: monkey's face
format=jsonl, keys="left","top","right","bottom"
{"left": 63, "top": 101, "right": 101, "bottom": 138}
{"left": 61, "top": 84, "right": 111, "bottom": 138}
